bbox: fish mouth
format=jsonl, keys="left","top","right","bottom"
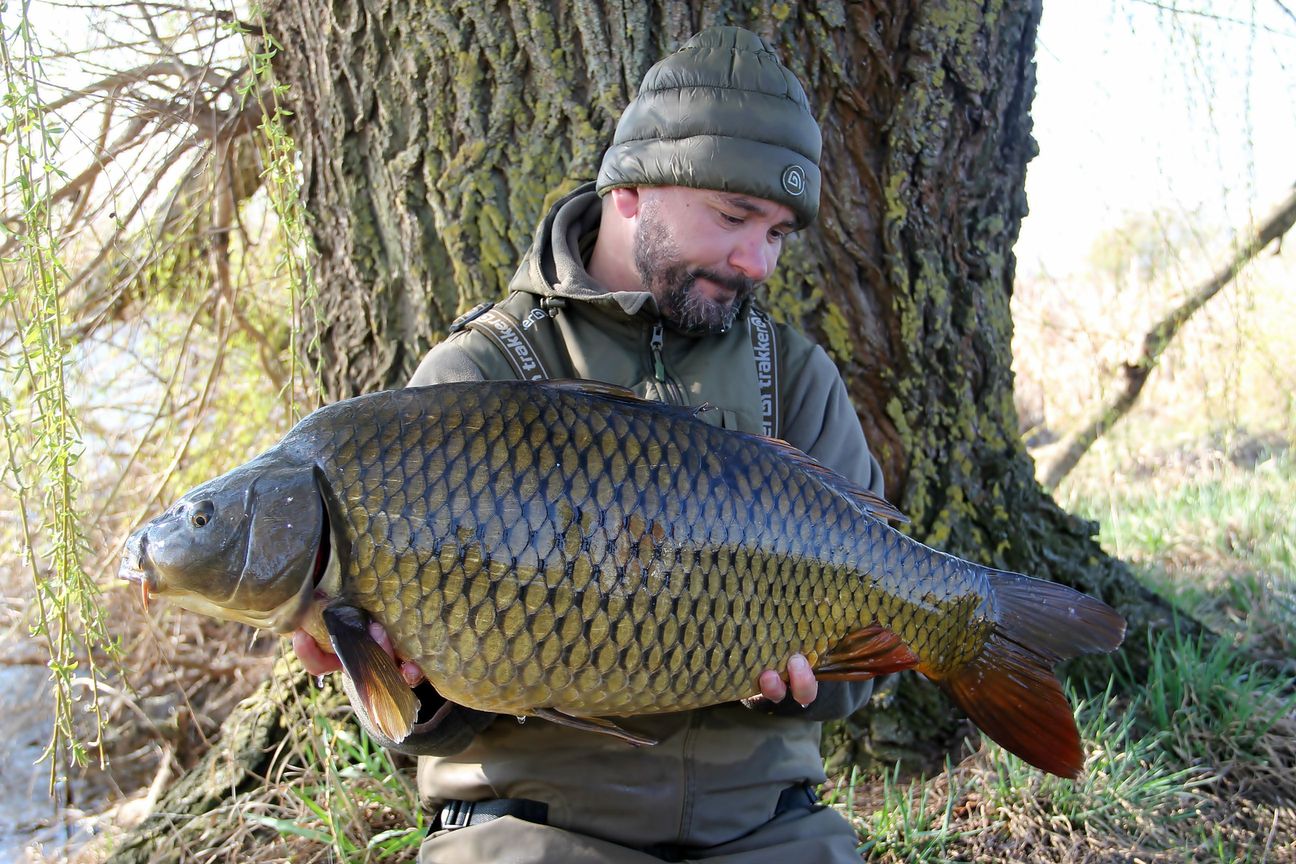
{"left": 119, "top": 531, "right": 157, "bottom": 612}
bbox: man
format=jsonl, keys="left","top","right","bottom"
{"left": 296, "top": 25, "right": 885, "bottom": 862}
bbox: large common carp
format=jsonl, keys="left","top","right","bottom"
{"left": 120, "top": 380, "right": 1124, "bottom": 778}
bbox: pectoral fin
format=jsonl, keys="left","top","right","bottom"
{"left": 814, "top": 624, "right": 921, "bottom": 680}
{"left": 323, "top": 604, "right": 419, "bottom": 742}
{"left": 532, "top": 708, "right": 658, "bottom": 746}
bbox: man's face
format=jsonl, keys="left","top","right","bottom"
{"left": 631, "top": 187, "right": 797, "bottom": 335}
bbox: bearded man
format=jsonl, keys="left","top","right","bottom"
{"left": 296, "top": 25, "right": 885, "bottom": 863}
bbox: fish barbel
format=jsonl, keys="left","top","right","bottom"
{"left": 119, "top": 380, "right": 1125, "bottom": 777}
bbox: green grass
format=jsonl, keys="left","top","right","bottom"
{"left": 1060, "top": 445, "right": 1293, "bottom": 574}
{"left": 1061, "top": 444, "right": 1295, "bottom": 660}
{"left": 1120, "top": 629, "right": 1296, "bottom": 785}
{"left": 838, "top": 640, "right": 1293, "bottom": 862}
{"left": 848, "top": 760, "right": 980, "bottom": 861}
{"left": 255, "top": 675, "right": 427, "bottom": 861}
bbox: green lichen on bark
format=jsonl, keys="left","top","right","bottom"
{"left": 273, "top": 0, "right": 642, "bottom": 396}
{"left": 878, "top": 0, "right": 1041, "bottom": 569}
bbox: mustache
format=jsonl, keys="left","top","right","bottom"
{"left": 685, "top": 268, "right": 757, "bottom": 296}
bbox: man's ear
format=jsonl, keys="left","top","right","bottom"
{"left": 609, "top": 186, "right": 641, "bottom": 219}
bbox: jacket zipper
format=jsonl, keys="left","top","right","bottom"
{"left": 649, "top": 322, "right": 687, "bottom": 406}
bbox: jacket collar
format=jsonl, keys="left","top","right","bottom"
{"left": 507, "top": 182, "right": 661, "bottom": 322}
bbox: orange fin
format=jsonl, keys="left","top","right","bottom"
{"left": 815, "top": 624, "right": 921, "bottom": 680}
{"left": 935, "top": 569, "right": 1127, "bottom": 779}
{"left": 323, "top": 604, "right": 420, "bottom": 743}
{"left": 532, "top": 708, "right": 658, "bottom": 746}
{"left": 937, "top": 631, "right": 1085, "bottom": 778}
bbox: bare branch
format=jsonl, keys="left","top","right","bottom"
{"left": 64, "top": 146, "right": 206, "bottom": 335}
{"left": 42, "top": 62, "right": 203, "bottom": 113}
{"left": 89, "top": 296, "right": 235, "bottom": 588}
{"left": 62, "top": 95, "right": 116, "bottom": 228}
{"left": 1041, "top": 184, "right": 1296, "bottom": 490}
{"left": 89, "top": 301, "right": 207, "bottom": 525}
{"left": 1, "top": 89, "right": 259, "bottom": 259}
{"left": 1130, "top": 0, "right": 1296, "bottom": 35}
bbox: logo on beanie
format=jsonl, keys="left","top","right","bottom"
{"left": 781, "top": 165, "right": 805, "bottom": 197}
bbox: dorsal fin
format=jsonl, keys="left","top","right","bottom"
{"left": 542, "top": 378, "right": 641, "bottom": 401}
{"left": 737, "top": 432, "right": 909, "bottom": 524}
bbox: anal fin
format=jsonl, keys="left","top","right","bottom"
{"left": 323, "top": 604, "right": 419, "bottom": 743}
{"left": 815, "top": 624, "right": 920, "bottom": 680}
{"left": 532, "top": 707, "right": 658, "bottom": 746}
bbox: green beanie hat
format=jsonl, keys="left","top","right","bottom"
{"left": 596, "top": 26, "right": 822, "bottom": 228}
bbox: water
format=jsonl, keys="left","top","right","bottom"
{"left": 0, "top": 665, "right": 58, "bottom": 862}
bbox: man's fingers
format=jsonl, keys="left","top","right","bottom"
{"left": 786, "top": 653, "right": 817, "bottom": 707}
{"left": 758, "top": 669, "right": 786, "bottom": 702}
{"left": 369, "top": 620, "right": 395, "bottom": 656}
{"left": 292, "top": 629, "right": 342, "bottom": 676}
{"left": 365, "top": 620, "right": 425, "bottom": 686}
{"left": 399, "top": 659, "right": 426, "bottom": 687}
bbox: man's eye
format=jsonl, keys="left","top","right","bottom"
{"left": 719, "top": 212, "right": 744, "bottom": 225}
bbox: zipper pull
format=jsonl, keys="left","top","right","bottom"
{"left": 651, "top": 322, "right": 666, "bottom": 382}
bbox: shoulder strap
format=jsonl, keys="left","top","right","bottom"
{"left": 747, "top": 305, "right": 780, "bottom": 438}
{"left": 462, "top": 304, "right": 553, "bottom": 381}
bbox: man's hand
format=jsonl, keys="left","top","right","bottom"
{"left": 757, "top": 653, "right": 817, "bottom": 707}
{"left": 292, "top": 624, "right": 426, "bottom": 687}
{"left": 292, "top": 629, "right": 343, "bottom": 676}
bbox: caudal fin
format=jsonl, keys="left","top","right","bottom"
{"left": 937, "top": 569, "right": 1126, "bottom": 779}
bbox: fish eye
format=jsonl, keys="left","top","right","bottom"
{"left": 189, "top": 500, "right": 215, "bottom": 528}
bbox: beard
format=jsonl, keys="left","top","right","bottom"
{"left": 633, "top": 203, "right": 756, "bottom": 335}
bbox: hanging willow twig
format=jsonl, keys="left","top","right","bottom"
{"left": 0, "top": 0, "right": 313, "bottom": 786}
{"left": 0, "top": 0, "right": 115, "bottom": 784}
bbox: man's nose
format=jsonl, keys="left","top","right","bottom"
{"left": 728, "top": 236, "right": 777, "bottom": 282}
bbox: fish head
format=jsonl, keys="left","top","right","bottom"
{"left": 119, "top": 456, "right": 327, "bottom": 633}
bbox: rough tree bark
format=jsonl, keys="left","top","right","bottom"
{"left": 108, "top": 2, "right": 1186, "bottom": 859}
